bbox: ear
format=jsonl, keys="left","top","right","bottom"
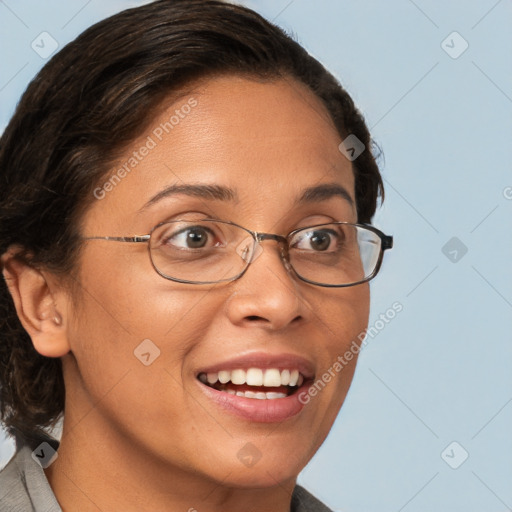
{"left": 1, "top": 248, "right": 71, "bottom": 358}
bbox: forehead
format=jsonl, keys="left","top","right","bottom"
{"left": 85, "top": 75, "right": 355, "bottom": 231}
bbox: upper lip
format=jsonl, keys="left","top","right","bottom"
{"left": 196, "top": 351, "right": 315, "bottom": 380}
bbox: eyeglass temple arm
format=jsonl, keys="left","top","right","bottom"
{"left": 83, "top": 235, "right": 151, "bottom": 243}
{"left": 382, "top": 235, "right": 393, "bottom": 250}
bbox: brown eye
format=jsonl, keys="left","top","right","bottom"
{"left": 163, "top": 225, "right": 217, "bottom": 249}
{"left": 291, "top": 228, "right": 340, "bottom": 252}
{"left": 308, "top": 231, "right": 332, "bottom": 251}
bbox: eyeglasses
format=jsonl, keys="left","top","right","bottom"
{"left": 84, "top": 219, "right": 393, "bottom": 287}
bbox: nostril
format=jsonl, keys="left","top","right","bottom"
{"left": 246, "top": 315, "right": 264, "bottom": 321}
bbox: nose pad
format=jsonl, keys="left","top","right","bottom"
{"left": 273, "top": 242, "right": 290, "bottom": 271}
{"left": 235, "top": 236, "right": 263, "bottom": 264}
{"left": 282, "top": 254, "right": 293, "bottom": 272}
{"left": 235, "top": 235, "right": 292, "bottom": 274}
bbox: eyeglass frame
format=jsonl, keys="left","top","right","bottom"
{"left": 83, "top": 219, "right": 393, "bottom": 288}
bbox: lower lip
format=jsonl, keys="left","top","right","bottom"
{"left": 197, "top": 380, "right": 311, "bottom": 423}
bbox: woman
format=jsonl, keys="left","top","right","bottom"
{"left": 0, "top": 1, "right": 392, "bottom": 510}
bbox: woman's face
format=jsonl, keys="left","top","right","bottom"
{"left": 62, "top": 75, "right": 370, "bottom": 487}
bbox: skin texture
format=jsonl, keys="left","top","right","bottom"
{"left": 2, "top": 75, "right": 370, "bottom": 512}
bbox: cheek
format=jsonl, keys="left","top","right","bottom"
{"left": 63, "top": 262, "right": 224, "bottom": 450}
{"left": 333, "top": 285, "right": 370, "bottom": 384}
{"left": 314, "top": 284, "right": 370, "bottom": 396}
{"left": 72, "top": 246, "right": 218, "bottom": 340}
{"left": 65, "top": 252, "right": 221, "bottom": 401}
{"left": 322, "top": 283, "right": 370, "bottom": 350}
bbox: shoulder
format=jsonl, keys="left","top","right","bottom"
{"left": 0, "top": 444, "right": 36, "bottom": 511}
{"left": 0, "top": 433, "right": 61, "bottom": 512}
{"left": 291, "top": 484, "right": 333, "bottom": 512}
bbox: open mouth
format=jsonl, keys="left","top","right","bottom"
{"left": 197, "top": 368, "right": 306, "bottom": 399}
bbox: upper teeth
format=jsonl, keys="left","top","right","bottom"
{"left": 199, "top": 368, "right": 304, "bottom": 387}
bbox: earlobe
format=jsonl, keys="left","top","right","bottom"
{"left": 1, "top": 249, "right": 71, "bottom": 358}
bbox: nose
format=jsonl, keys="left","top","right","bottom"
{"left": 224, "top": 238, "right": 310, "bottom": 331}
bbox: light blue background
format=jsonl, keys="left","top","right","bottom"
{"left": 1, "top": 1, "right": 511, "bottom": 511}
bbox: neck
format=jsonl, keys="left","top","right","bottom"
{"left": 44, "top": 414, "right": 297, "bottom": 512}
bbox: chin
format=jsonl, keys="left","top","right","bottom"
{"left": 219, "top": 465, "right": 300, "bottom": 489}
{"left": 201, "top": 444, "right": 311, "bottom": 489}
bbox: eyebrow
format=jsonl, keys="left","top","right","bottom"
{"left": 141, "top": 184, "right": 239, "bottom": 210}
{"left": 298, "top": 182, "right": 354, "bottom": 207}
{"left": 140, "top": 181, "right": 354, "bottom": 211}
